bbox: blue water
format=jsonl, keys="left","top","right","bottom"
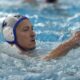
{"left": 0, "top": 0, "right": 80, "bottom": 80}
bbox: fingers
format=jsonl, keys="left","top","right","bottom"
{"left": 73, "top": 31, "right": 80, "bottom": 44}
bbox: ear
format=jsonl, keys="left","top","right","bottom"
{"left": 3, "top": 27, "right": 14, "bottom": 42}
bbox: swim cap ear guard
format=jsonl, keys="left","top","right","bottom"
{"left": 3, "top": 26, "right": 14, "bottom": 42}
{"left": 2, "top": 15, "right": 28, "bottom": 44}
{"left": 2, "top": 18, "right": 15, "bottom": 44}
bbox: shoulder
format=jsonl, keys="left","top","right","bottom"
{"left": 0, "top": 42, "right": 23, "bottom": 58}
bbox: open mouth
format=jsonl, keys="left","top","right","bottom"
{"left": 31, "top": 39, "right": 35, "bottom": 42}
{"left": 31, "top": 37, "right": 35, "bottom": 41}
{"left": 31, "top": 38, "right": 35, "bottom": 42}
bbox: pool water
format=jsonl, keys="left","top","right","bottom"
{"left": 0, "top": 0, "right": 80, "bottom": 80}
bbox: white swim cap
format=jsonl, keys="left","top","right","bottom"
{"left": 2, "top": 15, "right": 28, "bottom": 44}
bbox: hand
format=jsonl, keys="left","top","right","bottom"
{"left": 72, "top": 31, "right": 80, "bottom": 44}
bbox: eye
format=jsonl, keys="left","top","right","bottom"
{"left": 22, "top": 26, "right": 29, "bottom": 31}
{"left": 23, "top": 28, "right": 29, "bottom": 31}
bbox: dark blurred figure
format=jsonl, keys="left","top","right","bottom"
{"left": 46, "top": 0, "right": 57, "bottom": 3}
{"left": 22, "top": 0, "right": 58, "bottom": 7}
{"left": 23, "top": 0, "right": 57, "bottom": 4}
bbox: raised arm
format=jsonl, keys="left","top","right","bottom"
{"left": 43, "top": 32, "right": 80, "bottom": 60}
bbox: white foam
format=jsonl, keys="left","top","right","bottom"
{"left": 67, "top": 13, "right": 80, "bottom": 22}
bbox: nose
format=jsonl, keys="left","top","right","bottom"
{"left": 31, "top": 30, "right": 35, "bottom": 36}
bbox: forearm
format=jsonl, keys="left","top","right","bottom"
{"left": 48, "top": 38, "right": 76, "bottom": 59}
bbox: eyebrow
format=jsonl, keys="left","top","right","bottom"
{"left": 23, "top": 25, "right": 33, "bottom": 29}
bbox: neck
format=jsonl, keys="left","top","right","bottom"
{"left": 17, "top": 45, "right": 36, "bottom": 52}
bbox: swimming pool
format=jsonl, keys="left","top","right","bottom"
{"left": 0, "top": 0, "right": 80, "bottom": 80}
